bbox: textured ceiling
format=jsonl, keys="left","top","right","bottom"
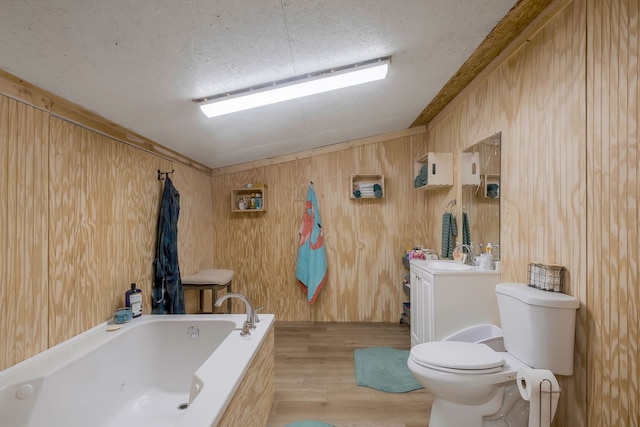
{"left": 0, "top": 0, "right": 518, "bottom": 169}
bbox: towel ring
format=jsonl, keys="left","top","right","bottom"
{"left": 446, "top": 199, "right": 457, "bottom": 213}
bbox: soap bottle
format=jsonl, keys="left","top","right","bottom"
{"left": 255, "top": 192, "right": 262, "bottom": 209}
{"left": 125, "top": 283, "right": 143, "bottom": 318}
{"left": 479, "top": 244, "right": 493, "bottom": 270}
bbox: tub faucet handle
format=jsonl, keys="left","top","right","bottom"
{"left": 240, "top": 321, "right": 251, "bottom": 337}
{"left": 252, "top": 306, "right": 264, "bottom": 326}
{"left": 215, "top": 292, "right": 255, "bottom": 334}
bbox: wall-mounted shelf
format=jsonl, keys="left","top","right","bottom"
{"left": 478, "top": 174, "right": 500, "bottom": 199}
{"left": 414, "top": 152, "right": 453, "bottom": 190}
{"left": 461, "top": 152, "right": 481, "bottom": 186}
{"left": 350, "top": 174, "right": 384, "bottom": 199}
{"left": 231, "top": 185, "right": 267, "bottom": 212}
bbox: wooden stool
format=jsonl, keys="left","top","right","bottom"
{"left": 181, "top": 269, "right": 234, "bottom": 314}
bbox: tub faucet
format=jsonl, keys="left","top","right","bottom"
{"left": 215, "top": 292, "right": 255, "bottom": 335}
{"left": 453, "top": 244, "right": 475, "bottom": 266}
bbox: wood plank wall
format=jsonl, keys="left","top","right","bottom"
{"left": 428, "top": 2, "right": 588, "bottom": 425}
{"left": 0, "top": 96, "right": 49, "bottom": 369}
{"left": 427, "top": 0, "right": 640, "bottom": 424}
{"left": 0, "top": 96, "right": 214, "bottom": 370}
{"left": 210, "top": 128, "right": 440, "bottom": 322}
{"left": 587, "top": 0, "right": 639, "bottom": 425}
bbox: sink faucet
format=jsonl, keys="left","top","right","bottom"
{"left": 453, "top": 244, "right": 475, "bottom": 266}
{"left": 215, "top": 292, "right": 255, "bottom": 336}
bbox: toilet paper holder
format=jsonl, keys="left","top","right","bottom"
{"left": 537, "top": 378, "right": 555, "bottom": 427}
{"left": 518, "top": 370, "right": 560, "bottom": 427}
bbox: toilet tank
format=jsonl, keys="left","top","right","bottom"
{"left": 496, "top": 282, "right": 580, "bottom": 375}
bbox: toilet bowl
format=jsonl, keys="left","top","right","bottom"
{"left": 408, "top": 341, "right": 528, "bottom": 426}
{"left": 407, "top": 283, "right": 579, "bottom": 427}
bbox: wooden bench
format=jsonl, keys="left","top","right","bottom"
{"left": 182, "top": 269, "right": 234, "bottom": 313}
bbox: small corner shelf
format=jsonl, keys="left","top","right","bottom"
{"left": 231, "top": 185, "right": 267, "bottom": 212}
{"left": 478, "top": 174, "right": 500, "bottom": 199}
{"left": 350, "top": 174, "right": 384, "bottom": 199}
{"left": 414, "top": 152, "right": 453, "bottom": 190}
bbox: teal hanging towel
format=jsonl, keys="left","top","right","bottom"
{"left": 296, "top": 183, "right": 328, "bottom": 304}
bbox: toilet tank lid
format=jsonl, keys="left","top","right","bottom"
{"left": 496, "top": 282, "right": 580, "bottom": 309}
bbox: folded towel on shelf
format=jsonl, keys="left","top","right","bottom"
{"left": 354, "top": 189, "right": 375, "bottom": 198}
{"left": 353, "top": 183, "right": 383, "bottom": 198}
{"left": 486, "top": 183, "right": 499, "bottom": 198}
{"left": 357, "top": 183, "right": 376, "bottom": 189}
{"left": 414, "top": 164, "right": 429, "bottom": 188}
{"left": 373, "top": 183, "right": 383, "bottom": 198}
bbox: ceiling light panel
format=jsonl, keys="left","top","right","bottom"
{"left": 196, "top": 57, "right": 390, "bottom": 118}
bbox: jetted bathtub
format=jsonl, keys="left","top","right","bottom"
{"left": 0, "top": 314, "right": 275, "bottom": 427}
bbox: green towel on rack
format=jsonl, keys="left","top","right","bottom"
{"left": 451, "top": 213, "right": 458, "bottom": 237}
{"left": 441, "top": 213, "right": 456, "bottom": 259}
{"left": 462, "top": 212, "right": 471, "bottom": 246}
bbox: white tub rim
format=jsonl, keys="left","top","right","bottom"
{"left": 0, "top": 314, "right": 275, "bottom": 427}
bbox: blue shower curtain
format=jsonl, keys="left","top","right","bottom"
{"left": 152, "top": 176, "right": 185, "bottom": 314}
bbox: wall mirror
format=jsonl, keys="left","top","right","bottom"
{"left": 461, "top": 132, "right": 501, "bottom": 259}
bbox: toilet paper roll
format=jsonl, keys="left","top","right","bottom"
{"left": 517, "top": 368, "right": 560, "bottom": 427}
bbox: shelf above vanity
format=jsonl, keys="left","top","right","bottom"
{"left": 413, "top": 152, "right": 453, "bottom": 190}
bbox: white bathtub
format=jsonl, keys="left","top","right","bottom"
{"left": 0, "top": 314, "right": 275, "bottom": 427}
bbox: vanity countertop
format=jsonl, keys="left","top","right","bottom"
{"left": 410, "top": 259, "right": 500, "bottom": 274}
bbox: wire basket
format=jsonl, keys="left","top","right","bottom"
{"left": 528, "top": 263, "right": 565, "bottom": 292}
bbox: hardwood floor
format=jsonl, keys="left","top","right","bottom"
{"left": 266, "top": 322, "right": 432, "bottom": 427}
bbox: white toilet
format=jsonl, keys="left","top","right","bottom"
{"left": 407, "top": 282, "right": 580, "bottom": 427}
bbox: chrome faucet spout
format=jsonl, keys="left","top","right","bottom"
{"left": 215, "top": 292, "right": 255, "bottom": 329}
{"left": 453, "top": 243, "right": 475, "bottom": 265}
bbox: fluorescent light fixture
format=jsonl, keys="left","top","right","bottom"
{"left": 195, "top": 56, "right": 390, "bottom": 118}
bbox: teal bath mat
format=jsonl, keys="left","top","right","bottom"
{"left": 354, "top": 346, "right": 424, "bottom": 393}
{"left": 284, "top": 421, "right": 336, "bottom": 427}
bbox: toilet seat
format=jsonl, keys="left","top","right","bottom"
{"left": 410, "top": 341, "right": 506, "bottom": 375}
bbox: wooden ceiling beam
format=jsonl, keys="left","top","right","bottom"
{"left": 410, "top": 0, "right": 554, "bottom": 127}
